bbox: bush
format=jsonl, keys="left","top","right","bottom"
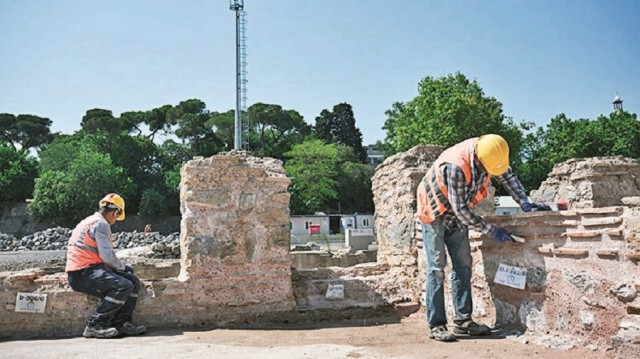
{"left": 138, "top": 188, "right": 169, "bottom": 219}
{"left": 30, "top": 151, "right": 134, "bottom": 227}
{"left": 0, "top": 145, "right": 38, "bottom": 202}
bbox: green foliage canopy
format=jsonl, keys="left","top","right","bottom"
{"left": 515, "top": 111, "right": 640, "bottom": 190}
{"left": 0, "top": 144, "right": 38, "bottom": 202}
{"left": 285, "top": 140, "right": 339, "bottom": 214}
{"left": 380, "top": 72, "right": 522, "bottom": 156}
{"left": 30, "top": 150, "right": 135, "bottom": 227}
{"left": 0, "top": 113, "right": 53, "bottom": 152}
{"left": 315, "top": 103, "right": 367, "bottom": 162}
{"left": 247, "top": 102, "right": 311, "bottom": 159}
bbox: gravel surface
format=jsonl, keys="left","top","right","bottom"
{"left": 0, "top": 229, "right": 180, "bottom": 258}
{"left": 0, "top": 250, "right": 67, "bottom": 272}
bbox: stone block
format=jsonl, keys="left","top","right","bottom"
{"left": 596, "top": 249, "right": 619, "bottom": 258}
{"left": 582, "top": 217, "right": 623, "bottom": 227}
{"left": 628, "top": 304, "right": 640, "bottom": 315}
{"left": 577, "top": 207, "right": 623, "bottom": 215}
{"left": 607, "top": 229, "right": 623, "bottom": 237}
{"left": 538, "top": 246, "right": 553, "bottom": 254}
{"left": 622, "top": 196, "right": 640, "bottom": 207}
{"left": 553, "top": 248, "right": 589, "bottom": 257}
{"left": 566, "top": 231, "right": 600, "bottom": 239}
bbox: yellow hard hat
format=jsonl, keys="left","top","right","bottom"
{"left": 99, "top": 193, "right": 125, "bottom": 221}
{"left": 476, "top": 134, "right": 509, "bottom": 176}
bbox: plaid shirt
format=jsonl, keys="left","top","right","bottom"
{"left": 438, "top": 160, "right": 529, "bottom": 235}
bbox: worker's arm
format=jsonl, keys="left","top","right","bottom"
{"left": 91, "top": 222, "right": 126, "bottom": 272}
{"left": 495, "top": 167, "right": 529, "bottom": 206}
{"left": 444, "top": 164, "right": 496, "bottom": 235}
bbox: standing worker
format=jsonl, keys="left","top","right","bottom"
{"left": 416, "top": 134, "right": 550, "bottom": 341}
{"left": 65, "top": 193, "right": 147, "bottom": 338}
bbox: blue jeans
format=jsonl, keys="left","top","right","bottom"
{"left": 67, "top": 263, "right": 140, "bottom": 328}
{"left": 422, "top": 220, "right": 473, "bottom": 328}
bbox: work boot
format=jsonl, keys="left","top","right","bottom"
{"left": 118, "top": 321, "right": 147, "bottom": 336}
{"left": 453, "top": 319, "right": 490, "bottom": 336}
{"left": 429, "top": 325, "right": 457, "bottom": 342}
{"left": 82, "top": 324, "right": 119, "bottom": 339}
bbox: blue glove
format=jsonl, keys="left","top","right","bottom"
{"left": 521, "top": 201, "right": 552, "bottom": 212}
{"left": 490, "top": 227, "right": 512, "bottom": 243}
{"left": 124, "top": 264, "right": 134, "bottom": 274}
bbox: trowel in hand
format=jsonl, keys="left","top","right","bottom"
{"left": 510, "top": 234, "right": 526, "bottom": 243}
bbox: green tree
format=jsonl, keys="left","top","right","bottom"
{"left": 315, "top": 103, "right": 367, "bottom": 162}
{"left": 163, "top": 163, "right": 182, "bottom": 215}
{"left": 208, "top": 110, "right": 235, "bottom": 153}
{"left": 0, "top": 144, "right": 38, "bottom": 202}
{"left": 332, "top": 146, "right": 375, "bottom": 214}
{"left": 381, "top": 72, "right": 521, "bottom": 156}
{"left": 30, "top": 151, "right": 134, "bottom": 226}
{"left": 157, "top": 139, "right": 194, "bottom": 171}
{"left": 173, "top": 99, "right": 224, "bottom": 156}
{"left": 247, "top": 103, "right": 311, "bottom": 159}
{"left": 138, "top": 188, "right": 169, "bottom": 219}
{"left": 81, "top": 109, "right": 134, "bottom": 151}
{"left": 285, "top": 140, "right": 339, "bottom": 214}
{"left": 517, "top": 111, "right": 640, "bottom": 190}
{"left": 38, "top": 133, "right": 100, "bottom": 173}
{"left": 0, "top": 113, "right": 53, "bottom": 152}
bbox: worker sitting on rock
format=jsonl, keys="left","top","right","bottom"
{"left": 65, "top": 193, "right": 147, "bottom": 338}
{"left": 416, "top": 134, "right": 550, "bottom": 342}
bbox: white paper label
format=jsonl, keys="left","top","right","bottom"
{"left": 494, "top": 263, "right": 527, "bottom": 290}
{"left": 15, "top": 292, "right": 47, "bottom": 313}
{"left": 325, "top": 284, "right": 345, "bottom": 300}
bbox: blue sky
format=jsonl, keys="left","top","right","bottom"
{"left": 1, "top": 0, "right": 638, "bottom": 145}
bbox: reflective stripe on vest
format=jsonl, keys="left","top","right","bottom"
{"left": 65, "top": 213, "right": 109, "bottom": 272}
{"left": 417, "top": 138, "right": 491, "bottom": 224}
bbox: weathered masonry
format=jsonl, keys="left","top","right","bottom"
{"left": 1, "top": 149, "right": 639, "bottom": 356}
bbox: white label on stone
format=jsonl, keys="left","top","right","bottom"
{"left": 15, "top": 292, "right": 47, "bottom": 313}
{"left": 325, "top": 284, "right": 345, "bottom": 300}
{"left": 350, "top": 229, "right": 374, "bottom": 236}
{"left": 494, "top": 263, "right": 527, "bottom": 290}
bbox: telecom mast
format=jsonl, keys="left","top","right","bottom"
{"left": 229, "top": 0, "right": 248, "bottom": 149}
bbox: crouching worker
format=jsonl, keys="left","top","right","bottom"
{"left": 65, "top": 193, "right": 147, "bottom": 338}
{"left": 417, "top": 134, "right": 550, "bottom": 342}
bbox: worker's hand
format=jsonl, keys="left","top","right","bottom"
{"left": 521, "top": 201, "right": 552, "bottom": 212}
{"left": 490, "top": 227, "right": 512, "bottom": 243}
{"left": 124, "top": 264, "right": 135, "bottom": 274}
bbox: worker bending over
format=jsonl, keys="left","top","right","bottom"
{"left": 417, "top": 134, "right": 550, "bottom": 341}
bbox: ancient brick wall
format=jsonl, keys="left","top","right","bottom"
{"left": 175, "top": 151, "right": 296, "bottom": 319}
{"left": 370, "top": 145, "right": 443, "bottom": 305}
{"left": 531, "top": 156, "right": 640, "bottom": 209}
{"left": 467, "top": 206, "right": 640, "bottom": 349}
{"left": 0, "top": 151, "right": 298, "bottom": 338}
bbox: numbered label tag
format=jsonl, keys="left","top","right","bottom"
{"left": 15, "top": 292, "right": 47, "bottom": 313}
{"left": 494, "top": 263, "right": 527, "bottom": 289}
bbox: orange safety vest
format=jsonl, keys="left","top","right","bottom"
{"left": 417, "top": 138, "right": 491, "bottom": 224}
{"left": 65, "top": 212, "right": 112, "bottom": 272}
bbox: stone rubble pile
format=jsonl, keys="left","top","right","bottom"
{"left": 0, "top": 228, "right": 180, "bottom": 258}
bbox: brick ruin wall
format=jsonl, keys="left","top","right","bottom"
{"left": 532, "top": 156, "right": 640, "bottom": 209}
{"left": 0, "top": 151, "right": 299, "bottom": 338}
{"left": 376, "top": 151, "right": 640, "bottom": 351}
{"left": 2, "top": 149, "right": 640, "bottom": 354}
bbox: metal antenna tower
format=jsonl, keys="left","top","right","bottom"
{"left": 230, "top": 1, "right": 248, "bottom": 150}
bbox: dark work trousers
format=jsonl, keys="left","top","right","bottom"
{"left": 67, "top": 263, "right": 140, "bottom": 328}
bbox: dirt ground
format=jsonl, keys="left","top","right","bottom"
{"left": 1, "top": 313, "right": 619, "bottom": 359}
